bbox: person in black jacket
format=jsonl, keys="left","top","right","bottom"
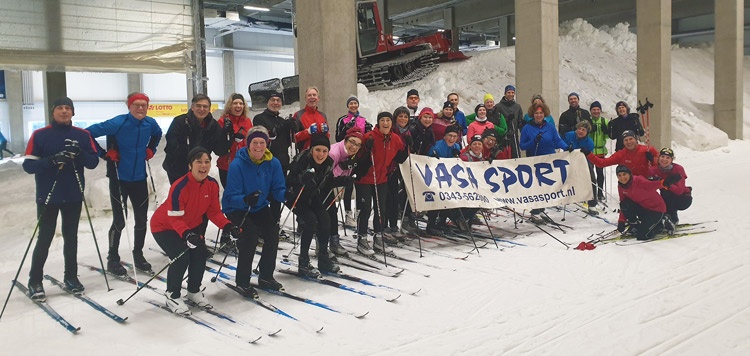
{"left": 609, "top": 101, "right": 645, "bottom": 151}
{"left": 496, "top": 85, "right": 525, "bottom": 158}
{"left": 409, "top": 107, "right": 436, "bottom": 155}
{"left": 22, "top": 97, "right": 99, "bottom": 300}
{"left": 558, "top": 92, "right": 592, "bottom": 137}
{"left": 286, "top": 134, "right": 348, "bottom": 277}
{"left": 252, "top": 93, "right": 296, "bottom": 226}
{"left": 162, "top": 94, "right": 224, "bottom": 184}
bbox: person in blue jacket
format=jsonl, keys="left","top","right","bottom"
{"left": 564, "top": 121, "right": 599, "bottom": 214}
{"left": 22, "top": 97, "right": 99, "bottom": 300}
{"left": 426, "top": 124, "right": 467, "bottom": 234}
{"left": 520, "top": 103, "right": 570, "bottom": 218}
{"left": 222, "top": 126, "right": 286, "bottom": 298}
{"left": 86, "top": 92, "right": 162, "bottom": 275}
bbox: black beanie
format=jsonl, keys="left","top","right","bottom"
{"left": 377, "top": 111, "right": 393, "bottom": 123}
{"left": 52, "top": 96, "right": 75, "bottom": 116}
{"left": 443, "top": 101, "right": 454, "bottom": 110}
{"left": 616, "top": 165, "right": 631, "bottom": 175}
{"left": 445, "top": 124, "right": 460, "bottom": 136}
{"left": 309, "top": 133, "right": 330, "bottom": 150}
{"left": 407, "top": 89, "right": 419, "bottom": 98}
{"left": 590, "top": 101, "right": 601, "bottom": 110}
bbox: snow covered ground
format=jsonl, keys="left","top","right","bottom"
{"left": 1, "top": 20, "right": 749, "bottom": 355}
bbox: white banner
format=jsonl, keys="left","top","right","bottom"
{"left": 399, "top": 151, "right": 593, "bottom": 212}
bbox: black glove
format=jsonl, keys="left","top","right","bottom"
{"left": 647, "top": 176, "right": 661, "bottom": 181}
{"left": 222, "top": 224, "right": 241, "bottom": 241}
{"left": 50, "top": 151, "right": 74, "bottom": 166}
{"left": 338, "top": 158, "right": 356, "bottom": 171}
{"left": 234, "top": 132, "right": 245, "bottom": 143}
{"left": 645, "top": 151, "right": 654, "bottom": 162}
{"left": 535, "top": 133, "right": 543, "bottom": 142}
{"left": 451, "top": 148, "right": 461, "bottom": 158}
{"left": 243, "top": 191, "right": 261, "bottom": 207}
{"left": 300, "top": 169, "right": 315, "bottom": 186}
{"left": 184, "top": 231, "right": 204, "bottom": 249}
{"left": 336, "top": 175, "right": 354, "bottom": 186}
{"left": 64, "top": 139, "right": 80, "bottom": 157}
{"left": 567, "top": 145, "right": 574, "bottom": 152}
{"left": 580, "top": 147, "right": 591, "bottom": 156}
{"left": 364, "top": 137, "right": 374, "bottom": 150}
{"left": 617, "top": 221, "right": 627, "bottom": 233}
{"left": 663, "top": 174, "right": 681, "bottom": 187}
{"left": 223, "top": 118, "right": 233, "bottom": 132}
{"left": 403, "top": 134, "right": 414, "bottom": 148}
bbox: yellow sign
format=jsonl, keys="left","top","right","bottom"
{"left": 147, "top": 103, "right": 220, "bottom": 118}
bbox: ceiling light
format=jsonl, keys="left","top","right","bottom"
{"left": 244, "top": 6, "right": 270, "bottom": 12}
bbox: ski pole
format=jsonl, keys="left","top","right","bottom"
{"left": 116, "top": 247, "right": 190, "bottom": 306}
{"left": 405, "top": 145, "right": 422, "bottom": 257}
{"left": 370, "top": 151, "right": 388, "bottom": 267}
{"left": 210, "top": 241, "right": 236, "bottom": 283}
{"left": 338, "top": 190, "right": 347, "bottom": 237}
{"left": 71, "top": 160, "right": 111, "bottom": 291}
{"left": 533, "top": 223, "right": 569, "bottom": 249}
{"left": 281, "top": 186, "right": 308, "bottom": 261}
{"left": 0, "top": 167, "right": 63, "bottom": 321}
{"left": 458, "top": 208, "right": 480, "bottom": 255}
{"left": 146, "top": 160, "right": 158, "bottom": 205}
{"left": 480, "top": 210, "right": 500, "bottom": 249}
{"left": 114, "top": 163, "right": 139, "bottom": 288}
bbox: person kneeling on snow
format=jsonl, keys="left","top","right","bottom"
{"left": 616, "top": 165, "right": 680, "bottom": 240}
{"left": 648, "top": 147, "right": 692, "bottom": 224}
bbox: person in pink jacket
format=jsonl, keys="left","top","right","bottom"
{"left": 617, "top": 165, "right": 680, "bottom": 240}
{"left": 326, "top": 127, "right": 363, "bottom": 255}
{"left": 648, "top": 147, "right": 692, "bottom": 224}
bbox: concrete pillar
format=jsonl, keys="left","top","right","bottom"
{"left": 498, "top": 16, "right": 510, "bottom": 47}
{"left": 4, "top": 70, "right": 25, "bottom": 152}
{"left": 714, "top": 0, "right": 744, "bottom": 139}
{"left": 189, "top": 0, "right": 208, "bottom": 97}
{"left": 379, "top": 0, "right": 392, "bottom": 36}
{"left": 43, "top": 73, "right": 67, "bottom": 125}
{"left": 127, "top": 74, "right": 142, "bottom": 94}
{"left": 444, "top": 7, "right": 459, "bottom": 52}
{"left": 636, "top": 0, "right": 671, "bottom": 150}
{"left": 296, "top": 0, "right": 357, "bottom": 130}
{"left": 43, "top": 0, "right": 66, "bottom": 125}
{"left": 514, "top": 0, "right": 559, "bottom": 118}
{"left": 222, "top": 34, "right": 236, "bottom": 99}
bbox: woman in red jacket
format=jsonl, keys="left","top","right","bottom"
{"left": 151, "top": 147, "right": 239, "bottom": 315}
{"left": 648, "top": 147, "right": 692, "bottom": 224}
{"left": 616, "top": 165, "right": 679, "bottom": 240}
{"left": 216, "top": 93, "right": 253, "bottom": 187}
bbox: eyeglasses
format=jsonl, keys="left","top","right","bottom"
{"left": 131, "top": 103, "right": 148, "bottom": 109}
{"left": 346, "top": 139, "right": 362, "bottom": 148}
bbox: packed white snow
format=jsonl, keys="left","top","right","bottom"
{"left": 1, "top": 19, "right": 749, "bottom": 355}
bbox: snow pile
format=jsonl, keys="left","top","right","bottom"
{"left": 358, "top": 19, "right": 745, "bottom": 150}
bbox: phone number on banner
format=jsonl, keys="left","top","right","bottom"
{"left": 438, "top": 191, "right": 490, "bottom": 203}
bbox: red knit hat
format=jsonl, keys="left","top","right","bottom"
{"left": 344, "top": 126, "right": 364, "bottom": 141}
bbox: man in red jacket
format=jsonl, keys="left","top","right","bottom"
{"left": 583, "top": 130, "right": 658, "bottom": 177}
{"left": 293, "top": 86, "right": 330, "bottom": 151}
{"left": 616, "top": 165, "right": 679, "bottom": 240}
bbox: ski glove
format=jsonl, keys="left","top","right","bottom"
{"left": 451, "top": 148, "right": 461, "bottom": 158}
{"left": 567, "top": 145, "right": 574, "bottom": 152}
{"left": 579, "top": 147, "right": 591, "bottom": 156}
{"left": 300, "top": 169, "right": 316, "bottom": 186}
{"left": 645, "top": 151, "right": 654, "bottom": 162}
{"left": 184, "top": 231, "right": 204, "bottom": 249}
{"left": 662, "top": 174, "right": 681, "bottom": 188}
{"left": 402, "top": 134, "right": 414, "bottom": 148}
{"left": 338, "top": 158, "right": 356, "bottom": 171}
{"left": 64, "top": 139, "right": 80, "bottom": 157}
{"left": 223, "top": 118, "right": 233, "bottom": 132}
{"left": 222, "top": 224, "right": 241, "bottom": 242}
{"left": 320, "top": 122, "right": 329, "bottom": 134}
{"left": 234, "top": 132, "right": 245, "bottom": 143}
{"left": 104, "top": 149, "right": 120, "bottom": 162}
{"left": 51, "top": 151, "right": 74, "bottom": 166}
{"left": 145, "top": 148, "right": 155, "bottom": 161}
{"left": 243, "top": 191, "right": 262, "bottom": 207}
{"left": 308, "top": 124, "right": 319, "bottom": 135}
{"left": 364, "top": 137, "right": 374, "bottom": 150}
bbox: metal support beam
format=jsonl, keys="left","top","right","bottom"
{"left": 714, "top": 0, "right": 744, "bottom": 139}
{"left": 190, "top": 0, "right": 208, "bottom": 98}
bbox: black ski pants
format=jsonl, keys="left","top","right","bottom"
{"left": 295, "top": 202, "right": 331, "bottom": 260}
{"left": 153, "top": 230, "right": 207, "bottom": 297}
{"left": 620, "top": 199, "right": 664, "bottom": 240}
{"left": 355, "top": 183, "right": 388, "bottom": 236}
{"left": 29, "top": 202, "right": 82, "bottom": 285}
{"left": 108, "top": 178, "right": 149, "bottom": 261}
{"left": 660, "top": 189, "right": 692, "bottom": 216}
{"left": 228, "top": 207, "right": 278, "bottom": 287}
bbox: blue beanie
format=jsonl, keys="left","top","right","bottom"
{"left": 504, "top": 85, "right": 516, "bottom": 93}
{"left": 568, "top": 92, "right": 580, "bottom": 99}
{"left": 590, "top": 101, "right": 601, "bottom": 110}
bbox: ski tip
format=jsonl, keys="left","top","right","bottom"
{"left": 267, "top": 328, "right": 282, "bottom": 336}
{"left": 386, "top": 294, "right": 402, "bottom": 302}
{"left": 356, "top": 311, "right": 369, "bottom": 318}
{"left": 410, "top": 288, "right": 422, "bottom": 295}
{"left": 249, "top": 335, "right": 262, "bottom": 343}
{"left": 315, "top": 326, "right": 324, "bottom": 333}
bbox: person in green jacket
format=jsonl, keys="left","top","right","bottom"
{"left": 588, "top": 101, "right": 609, "bottom": 201}
{"left": 466, "top": 93, "right": 507, "bottom": 140}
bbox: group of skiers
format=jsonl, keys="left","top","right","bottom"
{"left": 18, "top": 86, "right": 693, "bottom": 314}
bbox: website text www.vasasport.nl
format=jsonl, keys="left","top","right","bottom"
{"left": 494, "top": 186, "right": 577, "bottom": 205}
